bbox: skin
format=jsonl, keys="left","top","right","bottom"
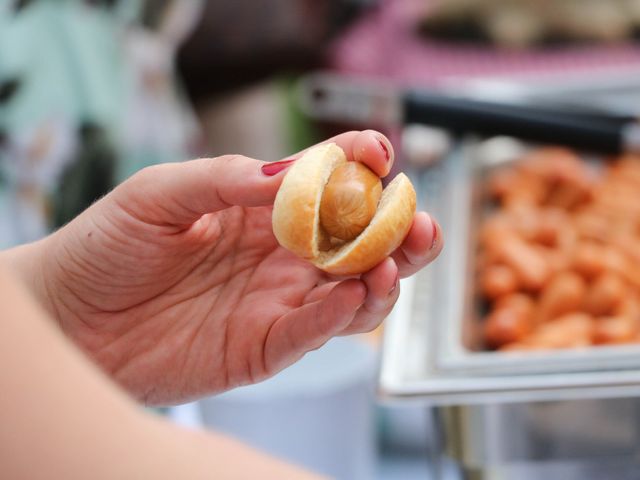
{"left": 2, "top": 130, "right": 443, "bottom": 407}
{"left": 1, "top": 130, "right": 442, "bottom": 478}
{"left": 0, "top": 265, "right": 321, "bottom": 480}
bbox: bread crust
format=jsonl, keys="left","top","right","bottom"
{"left": 272, "top": 143, "right": 417, "bottom": 275}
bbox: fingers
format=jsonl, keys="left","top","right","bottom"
{"left": 321, "top": 212, "right": 443, "bottom": 283}
{"left": 340, "top": 130, "right": 394, "bottom": 178}
{"left": 340, "top": 257, "right": 400, "bottom": 335}
{"left": 303, "top": 281, "right": 339, "bottom": 304}
{"left": 115, "top": 130, "right": 393, "bottom": 227}
{"left": 263, "top": 279, "right": 367, "bottom": 375}
{"left": 306, "top": 214, "right": 442, "bottom": 337}
{"left": 114, "top": 154, "right": 286, "bottom": 226}
{"left": 284, "top": 130, "right": 394, "bottom": 178}
{"left": 392, "top": 212, "right": 443, "bottom": 278}
{"left": 264, "top": 257, "right": 400, "bottom": 374}
{"left": 266, "top": 256, "right": 405, "bottom": 374}
{"left": 316, "top": 212, "right": 442, "bottom": 286}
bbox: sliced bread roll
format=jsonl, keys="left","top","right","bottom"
{"left": 272, "top": 143, "right": 416, "bottom": 275}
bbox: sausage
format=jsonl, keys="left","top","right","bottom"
{"left": 610, "top": 234, "right": 640, "bottom": 266}
{"left": 542, "top": 249, "right": 573, "bottom": 276}
{"left": 495, "top": 293, "right": 536, "bottom": 316}
{"left": 480, "top": 265, "right": 519, "bottom": 299}
{"left": 488, "top": 169, "right": 547, "bottom": 207}
{"left": 573, "top": 213, "right": 612, "bottom": 243}
{"left": 502, "top": 176, "right": 548, "bottom": 208}
{"left": 607, "top": 154, "right": 640, "bottom": 185}
{"left": 593, "top": 316, "right": 638, "bottom": 345}
{"left": 519, "top": 147, "right": 583, "bottom": 179}
{"left": 604, "top": 248, "right": 640, "bottom": 291}
{"left": 480, "top": 148, "right": 640, "bottom": 353}
{"left": 583, "top": 273, "right": 627, "bottom": 316}
{"left": 488, "top": 168, "right": 522, "bottom": 200}
{"left": 572, "top": 242, "right": 608, "bottom": 280}
{"left": 594, "top": 190, "right": 640, "bottom": 216}
{"left": 581, "top": 207, "right": 639, "bottom": 237}
{"left": 615, "top": 295, "right": 640, "bottom": 321}
{"left": 533, "top": 209, "right": 573, "bottom": 247}
{"left": 499, "top": 341, "right": 541, "bottom": 352}
{"left": 483, "top": 306, "right": 533, "bottom": 348}
{"left": 493, "top": 233, "right": 550, "bottom": 291}
{"left": 537, "top": 271, "right": 587, "bottom": 322}
{"left": 525, "top": 313, "right": 594, "bottom": 349}
{"left": 479, "top": 215, "right": 514, "bottom": 247}
{"left": 476, "top": 249, "right": 500, "bottom": 273}
{"left": 546, "top": 182, "right": 591, "bottom": 210}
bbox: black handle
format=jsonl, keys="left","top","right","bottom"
{"left": 403, "top": 90, "right": 628, "bottom": 154}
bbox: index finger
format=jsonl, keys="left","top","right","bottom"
{"left": 284, "top": 130, "right": 394, "bottom": 178}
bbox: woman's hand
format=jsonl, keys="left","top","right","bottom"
{"left": 14, "top": 131, "right": 442, "bottom": 405}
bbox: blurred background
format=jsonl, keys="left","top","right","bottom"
{"left": 5, "top": 1, "right": 640, "bottom": 479}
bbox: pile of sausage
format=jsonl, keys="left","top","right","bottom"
{"left": 479, "top": 148, "right": 640, "bottom": 351}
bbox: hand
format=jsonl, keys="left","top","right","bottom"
{"left": 33, "top": 131, "right": 443, "bottom": 405}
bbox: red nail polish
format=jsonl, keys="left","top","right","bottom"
{"left": 378, "top": 139, "right": 390, "bottom": 162}
{"left": 261, "top": 159, "right": 295, "bottom": 176}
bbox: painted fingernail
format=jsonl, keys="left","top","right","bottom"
{"left": 378, "top": 138, "right": 390, "bottom": 162}
{"left": 261, "top": 159, "right": 295, "bottom": 176}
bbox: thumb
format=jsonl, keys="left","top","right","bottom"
{"left": 113, "top": 155, "right": 293, "bottom": 226}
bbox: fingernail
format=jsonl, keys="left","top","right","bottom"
{"left": 261, "top": 159, "right": 295, "bottom": 176}
{"left": 378, "top": 138, "right": 390, "bottom": 162}
{"left": 430, "top": 221, "right": 439, "bottom": 249}
{"left": 389, "top": 273, "right": 400, "bottom": 295}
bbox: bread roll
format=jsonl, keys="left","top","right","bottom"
{"left": 272, "top": 143, "right": 417, "bottom": 275}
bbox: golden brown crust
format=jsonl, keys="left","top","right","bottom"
{"left": 272, "top": 143, "right": 417, "bottom": 275}
{"left": 272, "top": 144, "right": 346, "bottom": 259}
{"left": 315, "top": 174, "right": 416, "bottom": 275}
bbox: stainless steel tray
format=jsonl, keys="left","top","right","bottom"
{"left": 442, "top": 66, "right": 640, "bottom": 117}
{"left": 379, "top": 138, "right": 640, "bottom": 405}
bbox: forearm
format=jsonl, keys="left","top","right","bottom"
{"left": 0, "top": 266, "right": 321, "bottom": 480}
{"left": 139, "top": 419, "right": 323, "bottom": 480}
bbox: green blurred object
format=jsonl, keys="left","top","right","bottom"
{"left": 0, "top": 0, "right": 198, "bottom": 246}
{"left": 279, "top": 75, "right": 322, "bottom": 154}
{"left": 0, "top": 0, "right": 130, "bottom": 139}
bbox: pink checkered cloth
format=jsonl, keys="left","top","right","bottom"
{"left": 328, "top": 0, "right": 640, "bottom": 87}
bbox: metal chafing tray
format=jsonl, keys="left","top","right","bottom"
{"left": 368, "top": 73, "right": 640, "bottom": 480}
{"left": 379, "top": 138, "right": 640, "bottom": 405}
{"left": 296, "top": 67, "right": 640, "bottom": 478}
